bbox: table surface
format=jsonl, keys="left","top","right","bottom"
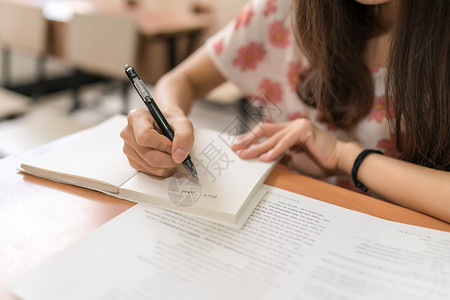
{"left": 1, "top": 146, "right": 449, "bottom": 300}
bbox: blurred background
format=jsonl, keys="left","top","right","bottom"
{"left": 0, "top": 0, "right": 249, "bottom": 158}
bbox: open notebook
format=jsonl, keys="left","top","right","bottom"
{"left": 20, "top": 115, "right": 276, "bottom": 228}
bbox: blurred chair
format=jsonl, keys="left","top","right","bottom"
{"left": 0, "top": 0, "right": 47, "bottom": 98}
{"left": 66, "top": 12, "right": 138, "bottom": 114}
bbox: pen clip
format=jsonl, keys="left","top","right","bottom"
{"left": 133, "top": 78, "right": 151, "bottom": 102}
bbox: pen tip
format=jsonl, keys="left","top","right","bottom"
{"left": 193, "top": 172, "right": 199, "bottom": 182}
{"left": 182, "top": 158, "right": 199, "bottom": 182}
{"left": 191, "top": 169, "right": 199, "bottom": 182}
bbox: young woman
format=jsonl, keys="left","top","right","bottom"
{"left": 120, "top": 0, "right": 450, "bottom": 222}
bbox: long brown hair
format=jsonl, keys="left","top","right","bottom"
{"left": 387, "top": 1, "right": 449, "bottom": 170}
{"left": 294, "top": 0, "right": 450, "bottom": 171}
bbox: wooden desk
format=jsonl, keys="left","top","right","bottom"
{"left": 1, "top": 149, "right": 449, "bottom": 300}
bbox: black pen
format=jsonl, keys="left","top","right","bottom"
{"left": 124, "top": 65, "right": 199, "bottom": 181}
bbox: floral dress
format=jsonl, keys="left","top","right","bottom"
{"left": 205, "top": 0, "right": 397, "bottom": 191}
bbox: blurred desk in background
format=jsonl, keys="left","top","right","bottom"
{"left": 42, "top": 0, "right": 212, "bottom": 82}
{"left": 2, "top": 0, "right": 212, "bottom": 87}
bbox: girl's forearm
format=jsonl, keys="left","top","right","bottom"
{"left": 153, "top": 71, "right": 197, "bottom": 115}
{"left": 153, "top": 45, "right": 227, "bottom": 115}
{"left": 338, "top": 142, "right": 450, "bottom": 223}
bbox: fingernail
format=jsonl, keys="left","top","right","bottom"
{"left": 234, "top": 135, "right": 247, "bottom": 145}
{"left": 259, "top": 151, "right": 272, "bottom": 161}
{"left": 259, "top": 153, "right": 268, "bottom": 160}
{"left": 173, "top": 148, "right": 187, "bottom": 163}
{"left": 239, "top": 149, "right": 249, "bottom": 158}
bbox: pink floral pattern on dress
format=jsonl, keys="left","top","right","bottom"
{"left": 287, "top": 111, "right": 308, "bottom": 121}
{"left": 234, "top": 4, "right": 254, "bottom": 30}
{"left": 258, "top": 78, "right": 283, "bottom": 103}
{"left": 287, "top": 62, "right": 303, "bottom": 92}
{"left": 264, "top": 0, "right": 277, "bottom": 16}
{"left": 232, "top": 42, "right": 266, "bottom": 71}
{"left": 368, "top": 96, "right": 387, "bottom": 123}
{"left": 268, "top": 21, "right": 290, "bottom": 48}
{"left": 213, "top": 39, "right": 224, "bottom": 55}
{"left": 377, "top": 133, "right": 400, "bottom": 158}
{"left": 205, "top": 0, "right": 397, "bottom": 194}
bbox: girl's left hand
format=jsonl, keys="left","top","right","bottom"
{"left": 231, "top": 119, "right": 347, "bottom": 177}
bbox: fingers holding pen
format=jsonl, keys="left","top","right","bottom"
{"left": 122, "top": 143, "right": 176, "bottom": 177}
{"left": 169, "top": 116, "right": 195, "bottom": 164}
{"left": 121, "top": 109, "right": 179, "bottom": 174}
{"left": 126, "top": 109, "right": 173, "bottom": 153}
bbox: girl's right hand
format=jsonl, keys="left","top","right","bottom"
{"left": 120, "top": 108, "right": 194, "bottom": 177}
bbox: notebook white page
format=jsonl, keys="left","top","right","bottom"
{"left": 20, "top": 115, "right": 137, "bottom": 193}
{"left": 20, "top": 114, "right": 276, "bottom": 227}
{"left": 119, "top": 127, "right": 275, "bottom": 226}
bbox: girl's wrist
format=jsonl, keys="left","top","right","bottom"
{"left": 336, "top": 141, "right": 364, "bottom": 176}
